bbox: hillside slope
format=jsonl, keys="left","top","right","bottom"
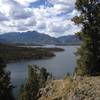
{"left": 57, "top": 35, "right": 81, "bottom": 45}
{"left": 0, "top": 31, "right": 60, "bottom": 45}
{"left": 38, "top": 76, "right": 100, "bottom": 100}
{"left": 0, "top": 31, "right": 81, "bottom": 45}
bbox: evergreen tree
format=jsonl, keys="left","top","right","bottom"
{"left": 19, "top": 65, "right": 50, "bottom": 100}
{"left": 73, "top": 0, "right": 100, "bottom": 75}
{"left": 0, "top": 57, "right": 15, "bottom": 100}
{"left": 20, "top": 65, "right": 39, "bottom": 100}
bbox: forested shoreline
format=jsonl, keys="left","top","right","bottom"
{"left": 0, "top": 43, "right": 64, "bottom": 63}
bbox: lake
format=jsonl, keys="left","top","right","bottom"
{"left": 7, "top": 46, "right": 79, "bottom": 96}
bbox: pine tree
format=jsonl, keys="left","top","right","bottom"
{"left": 19, "top": 65, "right": 50, "bottom": 100}
{"left": 73, "top": 0, "right": 100, "bottom": 75}
{"left": 0, "top": 57, "right": 15, "bottom": 100}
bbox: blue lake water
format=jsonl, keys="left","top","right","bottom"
{"left": 7, "top": 46, "right": 79, "bottom": 96}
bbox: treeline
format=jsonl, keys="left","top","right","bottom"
{"left": 0, "top": 43, "right": 64, "bottom": 63}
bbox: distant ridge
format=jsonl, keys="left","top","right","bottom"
{"left": 0, "top": 31, "right": 81, "bottom": 45}
{"left": 57, "top": 35, "right": 81, "bottom": 45}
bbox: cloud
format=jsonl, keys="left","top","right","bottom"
{"left": 10, "top": 8, "right": 33, "bottom": 19}
{"left": 0, "top": 12, "right": 8, "bottom": 21}
{"left": 46, "top": 20, "right": 81, "bottom": 37}
{"left": 8, "top": 0, "right": 33, "bottom": 19}
{"left": 48, "top": 0, "right": 76, "bottom": 6}
{"left": 15, "top": 0, "right": 38, "bottom": 6}
{"left": 17, "top": 26, "right": 29, "bottom": 31}
{"left": 36, "top": 22, "right": 46, "bottom": 31}
{"left": 0, "top": 0, "right": 81, "bottom": 37}
{"left": 0, "top": 0, "right": 33, "bottom": 19}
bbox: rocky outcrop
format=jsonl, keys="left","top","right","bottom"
{"left": 38, "top": 76, "right": 100, "bottom": 100}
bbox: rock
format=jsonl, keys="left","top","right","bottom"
{"left": 38, "top": 76, "right": 100, "bottom": 100}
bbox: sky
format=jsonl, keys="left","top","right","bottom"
{"left": 0, "top": 0, "right": 81, "bottom": 37}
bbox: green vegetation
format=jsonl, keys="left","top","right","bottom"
{"left": 0, "top": 57, "right": 15, "bottom": 100}
{"left": 73, "top": 0, "right": 100, "bottom": 75}
{"left": 0, "top": 43, "right": 64, "bottom": 63}
{"left": 19, "top": 65, "right": 51, "bottom": 100}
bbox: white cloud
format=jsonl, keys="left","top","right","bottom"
{"left": 10, "top": 8, "right": 33, "bottom": 19}
{"left": 0, "top": 0, "right": 81, "bottom": 37}
{"left": 15, "top": 0, "right": 38, "bottom": 6}
{"left": 48, "top": 0, "right": 76, "bottom": 5}
{"left": 0, "top": 12, "right": 8, "bottom": 21}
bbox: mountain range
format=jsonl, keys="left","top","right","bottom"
{"left": 0, "top": 31, "right": 81, "bottom": 45}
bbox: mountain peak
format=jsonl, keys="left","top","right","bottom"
{"left": 0, "top": 31, "right": 80, "bottom": 45}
